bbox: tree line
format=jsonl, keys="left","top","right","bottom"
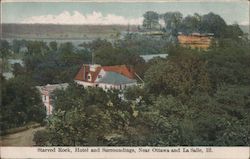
{"left": 142, "top": 11, "right": 244, "bottom": 39}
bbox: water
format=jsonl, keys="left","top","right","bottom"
{"left": 4, "top": 38, "right": 93, "bottom": 48}
{"left": 140, "top": 54, "right": 168, "bottom": 62}
{"left": 4, "top": 38, "right": 115, "bottom": 49}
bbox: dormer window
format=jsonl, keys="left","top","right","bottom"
{"left": 87, "top": 73, "right": 92, "bottom": 81}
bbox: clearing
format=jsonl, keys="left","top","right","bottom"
{"left": 0, "top": 127, "right": 44, "bottom": 146}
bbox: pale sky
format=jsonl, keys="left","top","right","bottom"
{"left": 1, "top": 1, "right": 249, "bottom": 25}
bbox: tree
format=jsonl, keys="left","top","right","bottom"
{"left": 26, "top": 41, "right": 49, "bottom": 56}
{"left": 0, "top": 40, "right": 11, "bottom": 58}
{"left": 186, "top": 85, "right": 250, "bottom": 145}
{"left": 179, "top": 13, "right": 201, "bottom": 34}
{"left": 1, "top": 76, "right": 46, "bottom": 131}
{"left": 200, "top": 12, "right": 227, "bottom": 37}
{"left": 94, "top": 45, "right": 144, "bottom": 68}
{"left": 162, "top": 12, "right": 183, "bottom": 36}
{"left": 79, "top": 38, "right": 112, "bottom": 52}
{"left": 49, "top": 41, "right": 58, "bottom": 51}
{"left": 225, "top": 24, "right": 244, "bottom": 39}
{"left": 13, "top": 63, "right": 26, "bottom": 77}
{"left": 12, "top": 39, "right": 23, "bottom": 53}
{"left": 202, "top": 42, "right": 250, "bottom": 86}
{"left": 37, "top": 84, "right": 134, "bottom": 146}
{"left": 142, "top": 11, "right": 159, "bottom": 30}
{"left": 144, "top": 51, "right": 211, "bottom": 96}
{"left": 59, "top": 42, "right": 74, "bottom": 54}
{"left": 33, "top": 129, "right": 50, "bottom": 146}
{"left": 23, "top": 41, "right": 89, "bottom": 85}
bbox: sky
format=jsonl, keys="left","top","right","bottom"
{"left": 1, "top": 1, "right": 249, "bottom": 25}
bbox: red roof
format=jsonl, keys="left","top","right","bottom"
{"left": 74, "top": 65, "right": 101, "bottom": 83}
{"left": 74, "top": 64, "right": 135, "bottom": 83}
{"left": 102, "top": 65, "right": 135, "bottom": 79}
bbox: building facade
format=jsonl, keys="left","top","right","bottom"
{"left": 178, "top": 33, "right": 214, "bottom": 50}
{"left": 36, "top": 83, "right": 69, "bottom": 115}
{"left": 74, "top": 64, "right": 137, "bottom": 90}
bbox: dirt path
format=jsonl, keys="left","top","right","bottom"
{"left": 0, "top": 127, "right": 45, "bottom": 146}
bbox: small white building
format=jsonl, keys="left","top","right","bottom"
{"left": 36, "top": 83, "right": 68, "bottom": 115}
{"left": 74, "top": 64, "right": 137, "bottom": 90}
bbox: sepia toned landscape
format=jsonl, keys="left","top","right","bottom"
{"left": 1, "top": 1, "right": 250, "bottom": 147}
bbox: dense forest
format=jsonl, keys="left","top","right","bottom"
{"left": 1, "top": 11, "right": 249, "bottom": 145}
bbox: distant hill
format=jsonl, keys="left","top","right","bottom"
{"left": 2, "top": 24, "right": 139, "bottom": 40}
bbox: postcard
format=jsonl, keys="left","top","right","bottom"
{"left": 0, "top": 0, "right": 249, "bottom": 158}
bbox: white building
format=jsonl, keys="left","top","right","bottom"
{"left": 74, "top": 64, "right": 137, "bottom": 90}
{"left": 36, "top": 83, "right": 68, "bottom": 115}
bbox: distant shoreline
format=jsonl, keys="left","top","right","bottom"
{"left": 2, "top": 23, "right": 139, "bottom": 40}
{"left": 1, "top": 23, "right": 139, "bottom": 26}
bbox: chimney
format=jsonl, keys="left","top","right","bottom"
{"left": 90, "top": 64, "right": 100, "bottom": 72}
{"left": 83, "top": 65, "right": 86, "bottom": 80}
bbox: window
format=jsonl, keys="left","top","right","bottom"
{"left": 87, "top": 73, "right": 92, "bottom": 81}
{"left": 98, "top": 75, "right": 102, "bottom": 78}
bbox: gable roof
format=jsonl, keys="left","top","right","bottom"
{"left": 74, "top": 64, "right": 135, "bottom": 83}
{"left": 74, "top": 65, "right": 101, "bottom": 83}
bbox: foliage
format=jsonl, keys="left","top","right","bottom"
{"left": 36, "top": 84, "right": 134, "bottom": 146}
{"left": 49, "top": 41, "right": 58, "bottom": 51}
{"left": 142, "top": 11, "right": 160, "bottom": 30}
{"left": 162, "top": 11, "right": 183, "bottom": 36}
{"left": 97, "top": 46, "right": 143, "bottom": 66}
{"left": 144, "top": 51, "right": 211, "bottom": 96}
{"left": 93, "top": 44, "right": 146, "bottom": 76}
{"left": 186, "top": 85, "right": 250, "bottom": 145}
{"left": 179, "top": 13, "right": 201, "bottom": 34}
{"left": 225, "top": 24, "right": 244, "bottom": 39}
{"left": 33, "top": 129, "right": 50, "bottom": 146}
{"left": 25, "top": 33, "right": 249, "bottom": 146}
{"left": 79, "top": 38, "right": 112, "bottom": 52}
{"left": 140, "top": 11, "right": 244, "bottom": 39}
{"left": 199, "top": 12, "right": 227, "bottom": 37}
{"left": 0, "top": 76, "right": 46, "bottom": 131}
{"left": 26, "top": 41, "right": 49, "bottom": 56}
{"left": 23, "top": 41, "right": 91, "bottom": 85}
{"left": 12, "top": 39, "right": 27, "bottom": 54}
{"left": 116, "top": 34, "right": 171, "bottom": 55}
{"left": 1, "top": 40, "right": 11, "bottom": 58}
{"left": 202, "top": 41, "right": 250, "bottom": 87}
{"left": 2, "top": 10, "right": 250, "bottom": 146}
{"left": 13, "top": 63, "right": 26, "bottom": 77}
